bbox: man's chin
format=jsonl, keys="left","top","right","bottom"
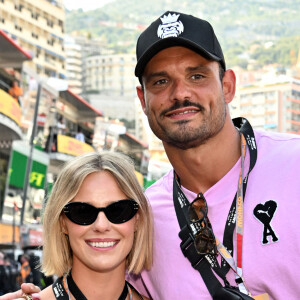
{"left": 164, "top": 138, "right": 208, "bottom": 150}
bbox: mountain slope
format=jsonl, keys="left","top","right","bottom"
{"left": 66, "top": 0, "right": 300, "bottom": 69}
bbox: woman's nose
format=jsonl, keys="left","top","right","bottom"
{"left": 92, "top": 211, "right": 111, "bottom": 232}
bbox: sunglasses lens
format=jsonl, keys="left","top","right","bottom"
{"left": 194, "top": 227, "right": 216, "bottom": 254}
{"left": 106, "top": 200, "right": 138, "bottom": 224}
{"left": 188, "top": 193, "right": 217, "bottom": 255}
{"left": 188, "top": 198, "right": 206, "bottom": 221}
{"left": 63, "top": 200, "right": 138, "bottom": 225}
{"left": 64, "top": 203, "right": 97, "bottom": 225}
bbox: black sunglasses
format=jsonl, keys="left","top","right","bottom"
{"left": 63, "top": 199, "right": 139, "bottom": 225}
{"left": 188, "top": 193, "right": 217, "bottom": 255}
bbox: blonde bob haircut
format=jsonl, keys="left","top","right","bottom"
{"left": 41, "top": 151, "right": 153, "bottom": 277}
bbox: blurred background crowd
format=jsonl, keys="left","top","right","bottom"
{"left": 0, "top": 250, "right": 53, "bottom": 295}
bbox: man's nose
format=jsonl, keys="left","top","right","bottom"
{"left": 170, "top": 79, "right": 192, "bottom": 102}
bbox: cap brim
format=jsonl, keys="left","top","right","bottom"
{"left": 135, "top": 37, "right": 223, "bottom": 78}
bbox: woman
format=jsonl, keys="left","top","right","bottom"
{"left": 2, "top": 152, "right": 152, "bottom": 300}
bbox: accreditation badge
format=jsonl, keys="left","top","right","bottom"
{"left": 252, "top": 293, "right": 269, "bottom": 300}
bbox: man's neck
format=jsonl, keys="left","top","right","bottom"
{"left": 164, "top": 120, "right": 241, "bottom": 194}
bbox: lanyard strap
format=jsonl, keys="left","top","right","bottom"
{"left": 216, "top": 133, "right": 249, "bottom": 294}
{"left": 220, "top": 118, "right": 257, "bottom": 277}
{"left": 173, "top": 117, "right": 257, "bottom": 293}
{"left": 67, "top": 273, "right": 88, "bottom": 300}
{"left": 52, "top": 273, "right": 129, "bottom": 300}
{"left": 52, "top": 276, "right": 69, "bottom": 299}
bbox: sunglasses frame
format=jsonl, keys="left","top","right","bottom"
{"left": 63, "top": 199, "right": 139, "bottom": 225}
{"left": 188, "top": 193, "right": 217, "bottom": 255}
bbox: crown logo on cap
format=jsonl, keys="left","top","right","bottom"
{"left": 157, "top": 13, "right": 184, "bottom": 39}
{"left": 160, "top": 13, "right": 180, "bottom": 24}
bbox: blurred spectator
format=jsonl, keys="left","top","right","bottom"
{"left": 56, "top": 116, "right": 66, "bottom": 135}
{"left": 7, "top": 253, "right": 19, "bottom": 292}
{"left": 20, "top": 254, "right": 33, "bottom": 284}
{"left": 0, "top": 252, "right": 19, "bottom": 294}
{"left": 28, "top": 254, "right": 44, "bottom": 289}
{"left": 8, "top": 80, "right": 23, "bottom": 106}
{"left": 45, "top": 117, "right": 66, "bottom": 152}
{"left": 75, "top": 128, "right": 85, "bottom": 143}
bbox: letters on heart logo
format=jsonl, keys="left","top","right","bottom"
{"left": 253, "top": 200, "right": 279, "bottom": 245}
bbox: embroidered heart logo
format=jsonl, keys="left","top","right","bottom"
{"left": 253, "top": 200, "right": 277, "bottom": 224}
{"left": 253, "top": 200, "right": 279, "bottom": 245}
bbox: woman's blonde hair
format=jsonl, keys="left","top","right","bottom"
{"left": 41, "top": 152, "right": 153, "bottom": 277}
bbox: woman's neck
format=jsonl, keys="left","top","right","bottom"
{"left": 70, "top": 264, "right": 127, "bottom": 300}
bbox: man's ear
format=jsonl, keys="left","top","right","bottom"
{"left": 136, "top": 86, "right": 146, "bottom": 113}
{"left": 222, "top": 69, "right": 236, "bottom": 104}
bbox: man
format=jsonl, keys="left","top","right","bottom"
{"left": 127, "top": 11, "right": 300, "bottom": 300}
{"left": 3, "top": 11, "right": 300, "bottom": 300}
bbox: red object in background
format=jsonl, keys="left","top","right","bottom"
{"left": 37, "top": 113, "right": 46, "bottom": 126}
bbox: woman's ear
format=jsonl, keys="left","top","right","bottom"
{"left": 60, "top": 215, "right": 68, "bottom": 235}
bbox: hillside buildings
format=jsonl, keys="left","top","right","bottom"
{"left": 231, "top": 66, "right": 300, "bottom": 134}
{"left": 65, "top": 34, "right": 106, "bottom": 95}
{"left": 85, "top": 53, "right": 137, "bottom": 97}
{"left": 0, "top": 0, "right": 65, "bottom": 79}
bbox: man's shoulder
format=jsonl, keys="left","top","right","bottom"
{"left": 255, "top": 129, "right": 300, "bottom": 164}
{"left": 145, "top": 169, "right": 173, "bottom": 197}
{"left": 255, "top": 129, "right": 300, "bottom": 148}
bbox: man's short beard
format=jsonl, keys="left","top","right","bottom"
{"left": 149, "top": 96, "right": 227, "bottom": 150}
{"left": 162, "top": 110, "right": 227, "bottom": 150}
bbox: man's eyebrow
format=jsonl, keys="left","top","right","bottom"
{"left": 186, "top": 65, "right": 210, "bottom": 72}
{"left": 144, "top": 71, "right": 168, "bottom": 82}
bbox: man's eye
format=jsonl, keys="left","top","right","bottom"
{"left": 154, "top": 79, "right": 167, "bottom": 85}
{"left": 191, "top": 74, "right": 204, "bottom": 80}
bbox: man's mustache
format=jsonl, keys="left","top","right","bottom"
{"left": 160, "top": 100, "right": 205, "bottom": 117}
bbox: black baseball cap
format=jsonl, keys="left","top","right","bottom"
{"left": 135, "top": 11, "right": 226, "bottom": 78}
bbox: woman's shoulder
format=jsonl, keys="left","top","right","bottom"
{"left": 39, "top": 285, "right": 56, "bottom": 300}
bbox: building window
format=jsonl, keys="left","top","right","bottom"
{"left": 14, "top": 24, "right": 22, "bottom": 31}
{"left": 46, "top": 19, "right": 54, "bottom": 28}
{"left": 31, "top": 12, "right": 38, "bottom": 20}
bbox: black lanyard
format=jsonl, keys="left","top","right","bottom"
{"left": 220, "top": 117, "right": 257, "bottom": 276}
{"left": 52, "top": 273, "right": 129, "bottom": 300}
{"left": 173, "top": 117, "right": 257, "bottom": 281}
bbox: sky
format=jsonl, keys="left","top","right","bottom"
{"left": 63, "top": 0, "right": 114, "bottom": 11}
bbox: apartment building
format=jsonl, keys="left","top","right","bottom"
{"left": 234, "top": 77, "right": 300, "bottom": 134}
{"left": 0, "top": 0, "right": 65, "bottom": 78}
{"left": 65, "top": 35, "right": 83, "bottom": 94}
{"left": 86, "top": 53, "right": 144, "bottom": 140}
{"left": 85, "top": 53, "right": 137, "bottom": 97}
{"left": 65, "top": 34, "right": 106, "bottom": 95}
